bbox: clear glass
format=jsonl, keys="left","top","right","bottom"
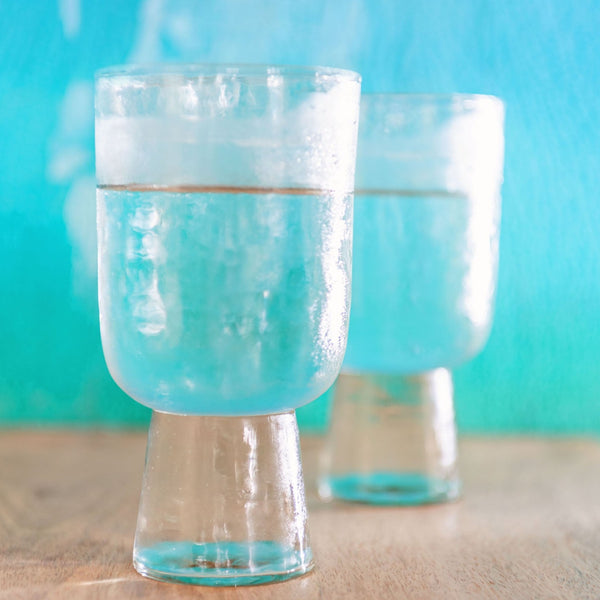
{"left": 320, "top": 94, "right": 504, "bottom": 504}
{"left": 95, "top": 64, "right": 361, "bottom": 584}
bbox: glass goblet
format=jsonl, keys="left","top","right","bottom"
{"left": 321, "top": 93, "right": 504, "bottom": 505}
{"left": 95, "top": 64, "right": 361, "bottom": 584}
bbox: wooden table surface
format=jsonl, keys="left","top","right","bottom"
{"left": 1, "top": 431, "right": 600, "bottom": 599}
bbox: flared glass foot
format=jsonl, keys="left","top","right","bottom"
{"left": 134, "top": 410, "right": 313, "bottom": 586}
{"left": 321, "top": 370, "right": 460, "bottom": 505}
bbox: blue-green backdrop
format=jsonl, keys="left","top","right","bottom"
{"left": 1, "top": 0, "right": 598, "bottom": 432}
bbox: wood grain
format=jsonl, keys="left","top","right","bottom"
{"left": 0, "top": 432, "right": 599, "bottom": 599}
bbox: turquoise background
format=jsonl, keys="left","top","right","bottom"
{"left": 1, "top": 0, "right": 598, "bottom": 432}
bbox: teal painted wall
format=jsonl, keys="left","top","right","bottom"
{"left": 0, "top": 0, "right": 598, "bottom": 432}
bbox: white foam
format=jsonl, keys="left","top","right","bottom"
{"left": 96, "top": 75, "right": 360, "bottom": 190}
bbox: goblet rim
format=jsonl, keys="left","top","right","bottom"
{"left": 95, "top": 62, "right": 361, "bottom": 85}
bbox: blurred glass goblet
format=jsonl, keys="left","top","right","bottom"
{"left": 95, "top": 64, "right": 360, "bottom": 584}
{"left": 320, "top": 94, "right": 504, "bottom": 505}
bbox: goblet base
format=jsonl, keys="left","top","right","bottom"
{"left": 134, "top": 541, "right": 313, "bottom": 586}
{"left": 321, "top": 369, "right": 460, "bottom": 506}
{"left": 321, "top": 472, "right": 460, "bottom": 505}
{"left": 133, "top": 410, "right": 313, "bottom": 586}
